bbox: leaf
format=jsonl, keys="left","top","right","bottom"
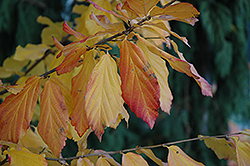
{"left": 167, "top": 145, "right": 204, "bottom": 166}
{"left": 38, "top": 78, "right": 69, "bottom": 157}
{"left": 123, "top": 0, "right": 159, "bottom": 16}
{"left": 136, "top": 34, "right": 212, "bottom": 97}
{"left": 240, "top": 129, "right": 250, "bottom": 137}
{"left": 232, "top": 137, "right": 250, "bottom": 166}
{"left": 85, "top": 53, "right": 127, "bottom": 140}
{"left": 119, "top": 39, "right": 160, "bottom": 129}
{"left": 137, "top": 37, "right": 172, "bottom": 114}
{"left": 199, "top": 135, "right": 236, "bottom": 161}
{"left": 13, "top": 44, "right": 49, "bottom": 61}
{"left": 3, "top": 82, "right": 26, "bottom": 95}
{"left": 0, "top": 76, "right": 41, "bottom": 143}
{"left": 122, "top": 152, "right": 149, "bottom": 166}
{"left": 77, "top": 157, "right": 94, "bottom": 166}
{"left": 56, "top": 47, "right": 86, "bottom": 75}
{"left": 5, "top": 147, "right": 47, "bottom": 166}
{"left": 136, "top": 148, "right": 167, "bottom": 166}
{"left": 62, "top": 21, "right": 86, "bottom": 40}
{"left": 70, "top": 51, "right": 96, "bottom": 137}
{"left": 96, "top": 157, "right": 111, "bottom": 166}
{"left": 150, "top": 2, "right": 200, "bottom": 25}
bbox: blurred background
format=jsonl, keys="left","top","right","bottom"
{"left": 0, "top": 0, "right": 250, "bottom": 165}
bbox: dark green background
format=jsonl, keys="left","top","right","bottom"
{"left": 0, "top": 0, "right": 250, "bottom": 165}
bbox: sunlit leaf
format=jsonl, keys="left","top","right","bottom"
{"left": 38, "top": 78, "right": 69, "bottom": 157}
{"left": 136, "top": 148, "right": 167, "bottom": 166}
{"left": 85, "top": 53, "right": 127, "bottom": 140}
{"left": 71, "top": 51, "right": 96, "bottom": 137}
{"left": 137, "top": 36, "right": 172, "bottom": 114}
{"left": 13, "top": 44, "right": 49, "bottom": 61}
{"left": 240, "top": 129, "right": 250, "bottom": 137}
{"left": 63, "top": 21, "right": 87, "bottom": 40}
{"left": 232, "top": 137, "right": 250, "bottom": 166}
{"left": 77, "top": 157, "right": 94, "bottom": 166}
{"left": 119, "top": 39, "right": 160, "bottom": 128}
{"left": 168, "top": 145, "right": 204, "bottom": 166}
{"left": 0, "top": 76, "right": 41, "bottom": 143}
{"left": 123, "top": 0, "right": 159, "bottom": 16}
{"left": 199, "top": 135, "right": 236, "bottom": 161}
{"left": 96, "top": 157, "right": 111, "bottom": 166}
{"left": 122, "top": 152, "right": 149, "bottom": 166}
{"left": 5, "top": 147, "right": 47, "bottom": 166}
{"left": 150, "top": 2, "right": 200, "bottom": 25}
{"left": 136, "top": 34, "right": 212, "bottom": 97}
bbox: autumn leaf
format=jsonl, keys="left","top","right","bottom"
{"left": 119, "top": 39, "right": 160, "bottom": 129}
{"left": 136, "top": 34, "right": 212, "bottom": 97}
{"left": 38, "top": 78, "right": 69, "bottom": 157}
{"left": 0, "top": 76, "right": 40, "bottom": 143}
{"left": 199, "top": 135, "right": 236, "bottom": 161}
{"left": 77, "top": 157, "right": 94, "bottom": 166}
{"left": 70, "top": 51, "right": 96, "bottom": 137}
{"left": 5, "top": 147, "right": 47, "bottom": 166}
{"left": 96, "top": 157, "right": 111, "bottom": 166}
{"left": 85, "top": 53, "right": 128, "bottom": 140}
{"left": 122, "top": 152, "right": 149, "bottom": 166}
{"left": 62, "top": 21, "right": 87, "bottom": 40}
{"left": 167, "top": 145, "right": 204, "bottom": 166}
{"left": 137, "top": 37, "right": 172, "bottom": 114}
{"left": 150, "top": 2, "right": 200, "bottom": 26}
{"left": 123, "top": 0, "right": 159, "bottom": 16}
{"left": 232, "top": 137, "right": 250, "bottom": 166}
{"left": 136, "top": 148, "right": 167, "bottom": 166}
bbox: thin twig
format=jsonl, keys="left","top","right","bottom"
{"left": 45, "top": 132, "right": 241, "bottom": 161}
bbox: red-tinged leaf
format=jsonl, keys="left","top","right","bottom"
{"left": 136, "top": 34, "right": 212, "bottom": 97}
{"left": 63, "top": 21, "right": 86, "bottom": 40}
{"left": 0, "top": 76, "right": 40, "bottom": 143}
{"left": 88, "top": 0, "right": 127, "bottom": 22}
{"left": 71, "top": 51, "right": 96, "bottom": 136}
{"left": 137, "top": 38, "right": 172, "bottom": 114}
{"left": 38, "top": 78, "right": 69, "bottom": 157}
{"left": 56, "top": 47, "right": 86, "bottom": 75}
{"left": 119, "top": 40, "right": 160, "bottom": 129}
{"left": 6, "top": 147, "right": 47, "bottom": 166}
{"left": 168, "top": 145, "right": 204, "bottom": 166}
{"left": 85, "top": 53, "right": 127, "bottom": 140}
{"left": 123, "top": 0, "right": 159, "bottom": 16}
{"left": 122, "top": 152, "right": 149, "bottom": 166}
{"left": 150, "top": 2, "right": 200, "bottom": 25}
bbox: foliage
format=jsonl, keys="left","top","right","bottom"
{"left": 0, "top": 0, "right": 250, "bottom": 165}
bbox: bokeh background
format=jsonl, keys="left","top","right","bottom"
{"left": 0, "top": 0, "right": 250, "bottom": 165}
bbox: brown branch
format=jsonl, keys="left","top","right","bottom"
{"left": 45, "top": 132, "right": 241, "bottom": 162}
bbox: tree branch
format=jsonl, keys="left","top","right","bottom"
{"left": 45, "top": 132, "right": 241, "bottom": 162}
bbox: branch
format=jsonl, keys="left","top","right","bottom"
{"left": 45, "top": 132, "right": 241, "bottom": 162}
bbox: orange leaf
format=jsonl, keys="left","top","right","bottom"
{"left": 56, "top": 47, "right": 86, "bottom": 75}
{"left": 38, "top": 78, "right": 69, "bottom": 157}
{"left": 136, "top": 34, "right": 212, "bottom": 97}
{"left": 0, "top": 76, "right": 40, "bottom": 143}
{"left": 85, "top": 53, "right": 127, "bottom": 140}
{"left": 122, "top": 152, "right": 149, "bottom": 166}
{"left": 6, "top": 147, "right": 47, "bottom": 166}
{"left": 123, "top": 0, "right": 159, "bottom": 16}
{"left": 62, "top": 21, "right": 86, "bottom": 40}
{"left": 168, "top": 145, "right": 204, "bottom": 166}
{"left": 70, "top": 51, "right": 96, "bottom": 137}
{"left": 119, "top": 40, "right": 160, "bottom": 129}
{"left": 137, "top": 36, "right": 172, "bottom": 114}
{"left": 150, "top": 2, "right": 200, "bottom": 25}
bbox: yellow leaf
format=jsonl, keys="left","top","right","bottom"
{"left": 0, "top": 67, "right": 14, "bottom": 78}
{"left": 0, "top": 76, "right": 41, "bottom": 143}
{"left": 168, "top": 145, "right": 204, "bottom": 166}
{"left": 13, "top": 44, "right": 49, "bottom": 61}
{"left": 136, "top": 149, "right": 167, "bottom": 166}
{"left": 2, "top": 57, "right": 29, "bottom": 73}
{"left": 232, "top": 137, "right": 250, "bottom": 166}
{"left": 85, "top": 53, "right": 127, "bottom": 140}
{"left": 122, "top": 152, "right": 149, "bottom": 166}
{"left": 77, "top": 129, "right": 93, "bottom": 152}
{"left": 18, "top": 127, "right": 47, "bottom": 149}
{"left": 240, "top": 129, "right": 250, "bottom": 137}
{"left": 6, "top": 147, "right": 47, "bottom": 166}
{"left": 137, "top": 37, "right": 173, "bottom": 114}
{"left": 77, "top": 157, "right": 94, "bottom": 166}
{"left": 38, "top": 78, "right": 69, "bottom": 157}
{"left": 96, "top": 157, "right": 111, "bottom": 166}
{"left": 4, "top": 82, "right": 26, "bottom": 95}
{"left": 199, "top": 135, "right": 236, "bottom": 161}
